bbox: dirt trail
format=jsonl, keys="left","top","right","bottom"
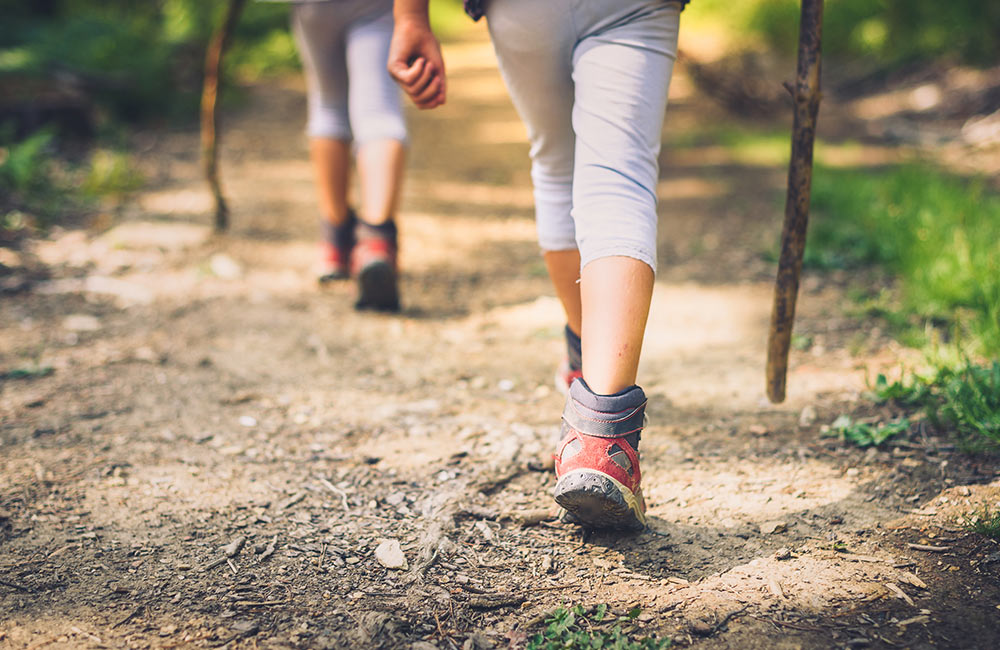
{"left": 3, "top": 28, "right": 1000, "bottom": 650}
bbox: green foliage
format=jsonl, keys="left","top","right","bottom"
{"left": 1, "top": 128, "right": 142, "bottom": 231}
{"left": 527, "top": 605, "right": 669, "bottom": 650}
{"left": 963, "top": 506, "right": 1000, "bottom": 541}
{"left": 0, "top": 1, "right": 298, "bottom": 123}
{"left": 745, "top": 0, "right": 1000, "bottom": 66}
{"left": 82, "top": 149, "right": 144, "bottom": 199}
{"left": 0, "top": 129, "right": 66, "bottom": 228}
{"left": 0, "top": 365, "right": 54, "bottom": 381}
{"left": 828, "top": 414, "right": 910, "bottom": 448}
{"left": 869, "top": 363, "right": 1000, "bottom": 450}
{"left": 805, "top": 164, "right": 1000, "bottom": 357}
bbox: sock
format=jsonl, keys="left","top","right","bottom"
{"left": 565, "top": 324, "right": 582, "bottom": 372}
{"left": 356, "top": 219, "right": 397, "bottom": 245}
{"left": 570, "top": 379, "right": 646, "bottom": 449}
{"left": 321, "top": 209, "right": 357, "bottom": 254}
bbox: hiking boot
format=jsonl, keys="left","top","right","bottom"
{"left": 553, "top": 379, "right": 647, "bottom": 531}
{"left": 555, "top": 325, "right": 583, "bottom": 394}
{"left": 353, "top": 220, "right": 400, "bottom": 312}
{"left": 318, "top": 209, "right": 357, "bottom": 283}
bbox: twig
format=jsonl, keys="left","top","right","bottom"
{"left": 202, "top": 557, "right": 228, "bottom": 572}
{"left": 711, "top": 605, "right": 749, "bottom": 635}
{"left": 0, "top": 578, "right": 32, "bottom": 592}
{"left": 317, "top": 477, "right": 351, "bottom": 512}
{"left": 234, "top": 600, "right": 285, "bottom": 607}
{"left": 906, "top": 543, "right": 950, "bottom": 553}
{"left": 227, "top": 558, "right": 238, "bottom": 574}
{"left": 532, "top": 583, "right": 580, "bottom": 592}
{"left": 467, "top": 594, "right": 526, "bottom": 610}
{"left": 748, "top": 614, "right": 824, "bottom": 632}
{"left": 112, "top": 604, "right": 145, "bottom": 629}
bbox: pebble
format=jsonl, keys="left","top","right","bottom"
{"left": 774, "top": 548, "right": 792, "bottom": 560}
{"left": 374, "top": 539, "right": 408, "bottom": 570}
{"left": 63, "top": 314, "right": 101, "bottom": 332}
{"left": 799, "top": 405, "right": 817, "bottom": 427}
{"left": 238, "top": 415, "right": 257, "bottom": 428}
{"left": 497, "top": 379, "right": 515, "bottom": 392}
{"left": 209, "top": 253, "right": 243, "bottom": 279}
{"left": 760, "top": 520, "right": 788, "bottom": 535}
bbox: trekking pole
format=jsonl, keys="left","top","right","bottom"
{"left": 201, "top": 0, "right": 248, "bottom": 233}
{"left": 766, "top": 0, "right": 824, "bottom": 403}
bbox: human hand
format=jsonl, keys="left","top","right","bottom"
{"left": 387, "top": 15, "right": 446, "bottom": 110}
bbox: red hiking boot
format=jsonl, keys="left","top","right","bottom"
{"left": 318, "top": 209, "right": 357, "bottom": 283}
{"left": 352, "top": 221, "right": 400, "bottom": 312}
{"left": 553, "top": 380, "right": 647, "bottom": 531}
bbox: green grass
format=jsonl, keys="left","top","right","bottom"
{"left": 827, "top": 414, "right": 911, "bottom": 448}
{"left": 964, "top": 506, "right": 1000, "bottom": 541}
{"left": 806, "top": 163, "right": 1000, "bottom": 357}
{"left": 1, "top": 129, "right": 143, "bottom": 232}
{"left": 869, "top": 362, "right": 1000, "bottom": 451}
{"left": 527, "top": 605, "right": 670, "bottom": 650}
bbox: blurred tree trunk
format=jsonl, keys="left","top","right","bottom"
{"left": 201, "top": 0, "right": 247, "bottom": 232}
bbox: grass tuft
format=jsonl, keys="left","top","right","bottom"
{"left": 527, "top": 605, "right": 670, "bottom": 650}
{"left": 963, "top": 507, "right": 1000, "bottom": 541}
{"left": 869, "top": 362, "right": 1000, "bottom": 451}
{"left": 827, "top": 414, "right": 910, "bottom": 448}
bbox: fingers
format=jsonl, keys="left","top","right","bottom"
{"left": 411, "top": 75, "right": 445, "bottom": 109}
{"left": 391, "top": 57, "right": 446, "bottom": 109}
{"left": 389, "top": 56, "right": 426, "bottom": 87}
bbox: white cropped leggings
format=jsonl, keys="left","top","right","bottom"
{"left": 291, "top": 0, "right": 407, "bottom": 144}
{"left": 486, "top": 0, "right": 681, "bottom": 272}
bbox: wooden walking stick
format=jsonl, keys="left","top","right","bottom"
{"left": 201, "top": 0, "right": 248, "bottom": 233}
{"left": 766, "top": 0, "right": 824, "bottom": 403}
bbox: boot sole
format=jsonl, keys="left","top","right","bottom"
{"left": 553, "top": 469, "right": 645, "bottom": 531}
{"left": 355, "top": 261, "right": 400, "bottom": 312}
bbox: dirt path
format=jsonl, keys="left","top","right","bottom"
{"left": 3, "top": 29, "right": 1000, "bottom": 650}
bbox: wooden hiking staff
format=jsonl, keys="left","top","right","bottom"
{"left": 201, "top": 0, "right": 248, "bottom": 233}
{"left": 766, "top": 0, "right": 824, "bottom": 403}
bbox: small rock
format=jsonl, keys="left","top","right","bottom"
{"left": 748, "top": 423, "right": 768, "bottom": 436}
{"left": 159, "top": 624, "right": 178, "bottom": 637}
{"left": 221, "top": 536, "right": 246, "bottom": 558}
{"left": 688, "top": 620, "right": 714, "bottom": 636}
{"left": 386, "top": 492, "right": 406, "bottom": 507}
{"left": 411, "top": 643, "right": 440, "bottom": 650}
{"left": 798, "top": 405, "right": 817, "bottom": 427}
{"left": 845, "top": 467, "right": 860, "bottom": 478}
{"left": 497, "top": 379, "right": 515, "bottom": 392}
{"left": 238, "top": 415, "right": 257, "bottom": 428}
{"left": 957, "top": 486, "right": 972, "bottom": 497}
{"left": 231, "top": 620, "right": 259, "bottom": 637}
{"left": 374, "top": 539, "right": 408, "bottom": 570}
{"left": 463, "top": 632, "right": 494, "bottom": 650}
{"left": 63, "top": 314, "right": 101, "bottom": 332}
{"left": 474, "top": 520, "right": 495, "bottom": 543}
{"left": 774, "top": 548, "right": 792, "bottom": 560}
{"left": 540, "top": 555, "right": 554, "bottom": 574}
{"left": 760, "top": 520, "right": 788, "bottom": 535}
{"left": 209, "top": 253, "right": 243, "bottom": 279}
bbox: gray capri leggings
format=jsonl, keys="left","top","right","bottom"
{"left": 291, "top": 0, "right": 407, "bottom": 143}
{"left": 487, "top": 0, "right": 681, "bottom": 272}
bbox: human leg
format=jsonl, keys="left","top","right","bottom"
{"left": 345, "top": 5, "right": 408, "bottom": 310}
{"left": 551, "top": 0, "right": 681, "bottom": 529}
{"left": 292, "top": 3, "right": 355, "bottom": 279}
{"left": 487, "top": 0, "right": 583, "bottom": 378}
{"left": 571, "top": 0, "right": 681, "bottom": 394}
